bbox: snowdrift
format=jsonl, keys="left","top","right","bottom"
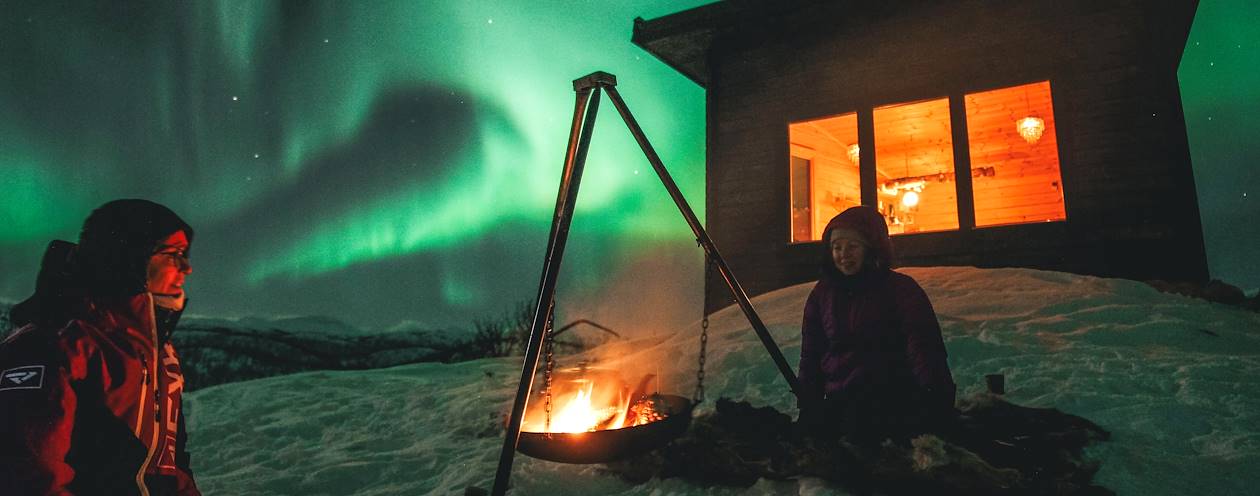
{"left": 174, "top": 267, "right": 1259, "bottom": 494}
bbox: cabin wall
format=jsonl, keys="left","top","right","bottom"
{"left": 703, "top": 0, "right": 1206, "bottom": 313}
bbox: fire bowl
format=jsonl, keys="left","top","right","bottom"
{"left": 517, "top": 394, "right": 693, "bottom": 464}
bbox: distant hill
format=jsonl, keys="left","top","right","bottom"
{"left": 171, "top": 322, "right": 468, "bottom": 390}
{"left": 1, "top": 302, "right": 470, "bottom": 391}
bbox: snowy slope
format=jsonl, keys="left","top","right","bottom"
{"left": 184, "top": 267, "right": 1260, "bottom": 495}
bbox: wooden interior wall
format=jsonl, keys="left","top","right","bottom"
{"left": 966, "top": 81, "right": 1067, "bottom": 226}
{"left": 872, "top": 97, "right": 959, "bottom": 233}
{"left": 789, "top": 115, "right": 860, "bottom": 241}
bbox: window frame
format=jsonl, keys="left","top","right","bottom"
{"left": 785, "top": 79, "right": 1068, "bottom": 245}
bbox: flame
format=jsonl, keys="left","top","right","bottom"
{"left": 526, "top": 378, "right": 666, "bottom": 433}
{"left": 550, "top": 382, "right": 605, "bottom": 433}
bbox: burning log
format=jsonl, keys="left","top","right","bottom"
{"left": 521, "top": 370, "right": 669, "bottom": 434}
{"left": 514, "top": 366, "right": 694, "bottom": 464}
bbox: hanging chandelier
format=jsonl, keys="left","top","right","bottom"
{"left": 1016, "top": 116, "right": 1045, "bottom": 144}
{"left": 846, "top": 143, "right": 860, "bottom": 165}
{"left": 901, "top": 190, "right": 920, "bottom": 208}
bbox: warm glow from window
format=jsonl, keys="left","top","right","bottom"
{"left": 788, "top": 112, "right": 860, "bottom": 242}
{"left": 874, "top": 97, "right": 958, "bottom": 234}
{"left": 965, "top": 81, "right": 1066, "bottom": 227}
{"left": 786, "top": 83, "right": 1064, "bottom": 243}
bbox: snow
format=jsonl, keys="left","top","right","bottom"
{"left": 184, "top": 267, "right": 1260, "bottom": 495}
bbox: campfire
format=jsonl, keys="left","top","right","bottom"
{"left": 521, "top": 368, "right": 668, "bottom": 434}
{"left": 513, "top": 365, "right": 696, "bottom": 463}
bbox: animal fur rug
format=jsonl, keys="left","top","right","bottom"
{"left": 603, "top": 394, "right": 1111, "bottom": 495}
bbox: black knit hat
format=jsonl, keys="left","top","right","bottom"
{"left": 8, "top": 199, "right": 194, "bottom": 329}
{"left": 76, "top": 199, "right": 195, "bottom": 298}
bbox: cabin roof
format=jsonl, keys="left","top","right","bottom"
{"left": 631, "top": 0, "right": 812, "bottom": 87}
{"left": 632, "top": 0, "right": 1199, "bottom": 89}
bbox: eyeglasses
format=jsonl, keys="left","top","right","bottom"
{"left": 154, "top": 247, "right": 191, "bottom": 266}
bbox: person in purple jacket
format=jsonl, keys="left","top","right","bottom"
{"left": 797, "top": 206, "right": 957, "bottom": 443}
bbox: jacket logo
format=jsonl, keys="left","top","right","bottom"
{"left": 0, "top": 365, "right": 45, "bottom": 391}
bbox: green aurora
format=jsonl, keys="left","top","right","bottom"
{"left": 1, "top": 0, "right": 1256, "bottom": 329}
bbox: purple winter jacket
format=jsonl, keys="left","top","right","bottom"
{"left": 798, "top": 270, "right": 956, "bottom": 404}
{"left": 798, "top": 206, "right": 956, "bottom": 409}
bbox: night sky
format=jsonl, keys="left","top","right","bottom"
{"left": 1, "top": 1, "right": 1256, "bottom": 333}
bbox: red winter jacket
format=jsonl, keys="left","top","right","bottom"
{"left": 0, "top": 293, "right": 200, "bottom": 495}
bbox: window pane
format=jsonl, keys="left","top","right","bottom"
{"left": 965, "top": 81, "right": 1066, "bottom": 227}
{"left": 789, "top": 156, "right": 812, "bottom": 242}
{"left": 874, "top": 97, "right": 958, "bottom": 234}
{"left": 788, "top": 112, "right": 861, "bottom": 242}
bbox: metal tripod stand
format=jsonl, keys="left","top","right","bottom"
{"left": 489, "top": 71, "right": 802, "bottom": 496}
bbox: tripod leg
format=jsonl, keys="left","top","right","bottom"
{"left": 491, "top": 87, "right": 604, "bottom": 496}
{"left": 602, "top": 86, "right": 803, "bottom": 398}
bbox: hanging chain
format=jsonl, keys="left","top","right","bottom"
{"left": 694, "top": 256, "right": 713, "bottom": 404}
{"left": 542, "top": 299, "right": 557, "bottom": 433}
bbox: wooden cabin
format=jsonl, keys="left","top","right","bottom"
{"left": 631, "top": 0, "right": 1208, "bottom": 313}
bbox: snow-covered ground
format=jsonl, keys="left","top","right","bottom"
{"left": 185, "top": 267, "right": 1260, "bottom": 495}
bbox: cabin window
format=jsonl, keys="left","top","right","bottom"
{"left": 874, "top": 97, "right": 958, "bottom": 234}
{"left": 965, "top": 81, "right": 1066, "bottom": 226}
{"left": 787, "top": 112, "right": 861, "bottom": 243}
{"left": 786, "top": 80, "right": 1064, "bottom": 242}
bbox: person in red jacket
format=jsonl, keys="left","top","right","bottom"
{"left": 797, "top": 205, "right": 956, "bottom": 443}
{"left": 1, "top": 199, "right": 201, "bottom": 495}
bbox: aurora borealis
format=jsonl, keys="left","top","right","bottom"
{"left": 1179, "top": 0, "right": 1260, "bottom": 295}
{"left": 1, "top": 1, "right": 1256, "bottom": 331}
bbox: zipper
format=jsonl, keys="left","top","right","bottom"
{"left": 133, "top": 366, "right": 148, "bottom": 436}
{"left": 134, "top": 294, "right": 160, "bottom": 496}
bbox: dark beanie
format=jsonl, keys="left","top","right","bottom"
{"left": 8, "top": 199, "right": 193, "bottom": 328}
{"left": 76, "top": 199, "right": 194, "bottom": 299}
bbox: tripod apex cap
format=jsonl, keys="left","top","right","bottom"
{"left": 574, "top": 71, "right": 617, "bottom": 91}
